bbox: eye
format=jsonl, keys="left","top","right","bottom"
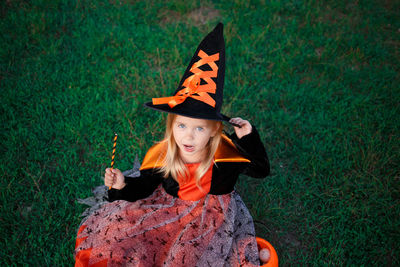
{"left": 177, "top": 123, "right": 186, "bottom": 129}
{"left": 196, "top": 127, "right": 204, "bottom": 132}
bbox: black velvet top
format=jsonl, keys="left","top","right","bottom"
{"left": 108, "top": 126, "right": 270, "bottom": 202}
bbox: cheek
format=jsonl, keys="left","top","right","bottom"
{"left": 197, "top": 133, "right": 212, "bottom": 148}
{"left": 172, "top": 128, "right": 180, "bottom": 142}
{"left": 172, "top": 128, "right": 186, "bottom": 144}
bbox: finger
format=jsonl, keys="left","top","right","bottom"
{"left": 233, "top": 118, "right": 246, "bottom": 124}
{"left": 229, "top": 118, "right": 242, "bottom": 128}
{"left": 105, "top": 168, "right": 113, "bottom": 175}
{"left": 233, "top": 123, "right": 242, "bottom": 128}
{"left": 107, "top": 177, "right": 114, "bottom": 188}
{"left": 104, "top": 177, "right": 112, "bottom": 187}
{"left": 229, "top": 117, "right": 240, "bottom": 123}
{"left": 230, "top": 122, "right": 242, "bottom": 128}
{"left": 240, "top": 119, "right": 249, "bottom": 126}
{"left": 231, "top": 117, "right": 242, "bottom": 120}
{"left": 105, "top": 172, "right": 113, "bottom": 180}
{"left": 235, "top": 119, "right": 249, "bottom": 127}
{"left": 106, "top": 175, "right": 115, "bottom": 184}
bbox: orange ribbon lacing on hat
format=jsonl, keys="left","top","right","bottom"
{"left": 152, "top": 50, "right": 219, "bottom": 108}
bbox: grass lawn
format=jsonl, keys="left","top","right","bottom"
{"left": 1, "top": 0, "right": 399, "bottom": 265}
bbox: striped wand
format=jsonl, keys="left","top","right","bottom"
{"left": 109, "top": 133, "right": 118, "bottom": 189}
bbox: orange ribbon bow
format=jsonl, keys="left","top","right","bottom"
{"left": 152, "top": 50, "right": 219, "bottom": 108}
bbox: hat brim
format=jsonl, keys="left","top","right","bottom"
{"left": 144, "top": 101, "right": 231, "bottom": 122}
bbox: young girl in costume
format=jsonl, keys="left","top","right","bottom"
{"left": 75, "top": 23, "right": 270, "bottom": 267}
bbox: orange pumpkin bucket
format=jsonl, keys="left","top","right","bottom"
{"left": 256, "top": 237, "right": 279, "bottom": 267}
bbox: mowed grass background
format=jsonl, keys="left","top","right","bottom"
{"left": 1, "top": 0, "right": 399, "bottom": 265}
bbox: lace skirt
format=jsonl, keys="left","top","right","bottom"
{"left": 75, "top": 185, "right": 260, "bottom": 266}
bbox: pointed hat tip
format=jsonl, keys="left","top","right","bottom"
{"left": 215, "top": 22, "right": 223, "bottom": 32}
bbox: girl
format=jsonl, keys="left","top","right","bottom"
{"left": 75, "top": 23, "right": 270, "bottom": 266}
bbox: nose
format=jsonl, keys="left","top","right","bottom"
{"left": 185, "top": 128, "right": 195, "bottom": 140}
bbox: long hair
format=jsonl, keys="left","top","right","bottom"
{"left": 159, "top": 113, "right": 223, "bottom": 190}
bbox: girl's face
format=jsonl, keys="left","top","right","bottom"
{"left": 172, "top": 115, "right": 218, "bottom": 163}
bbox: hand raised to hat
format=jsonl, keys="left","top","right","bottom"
{"left": 230, "top": 117, "right": 252, "bottom": 139}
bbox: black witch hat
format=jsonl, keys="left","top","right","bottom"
{"left": 145, "top": 23, "right": 231, "bottom": 122}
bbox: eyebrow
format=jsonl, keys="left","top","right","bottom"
{"left": 175, "top": 120, "right": 207, "bottom": 127}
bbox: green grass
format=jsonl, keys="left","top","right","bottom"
{"left": 1, "top": 0, "right": 399, "bottom": 265}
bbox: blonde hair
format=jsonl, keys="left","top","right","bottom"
{"left": 160, "top": 113, "right": 223, "bottom": 190}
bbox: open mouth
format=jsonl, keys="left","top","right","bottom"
{"left": 183, "top": 144, "right": 195, "bottom": 152}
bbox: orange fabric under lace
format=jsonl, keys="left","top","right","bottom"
{"left": 177, "top": 163, "right": 213, "bottom": 201}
